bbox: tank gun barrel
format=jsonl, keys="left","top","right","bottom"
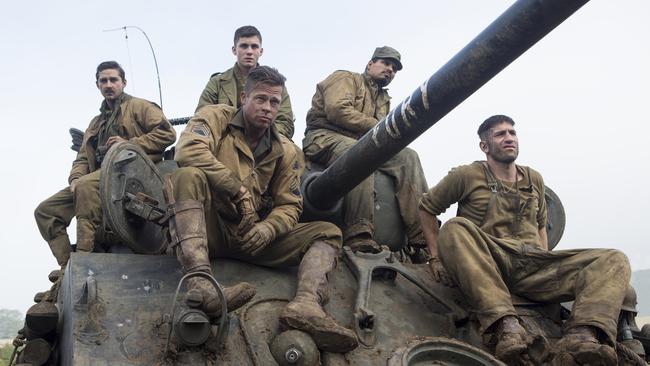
{"left": 304, "top": 0, "right": 589, "bottom": 211}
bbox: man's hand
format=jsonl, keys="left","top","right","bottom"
{"left": 106, "top": 136, "right": 127, "bottom": 147}
{"left": 70, "top": 179, "right": 79, "bottom": 194}
{"left": 241, "top": 222, "right": 275, "bottom": 256}
{"left": 233, "top": 186, "right": 256, "bottom": 236}
{"left": 430, "top": 257, "right": 456, "bottom": 287}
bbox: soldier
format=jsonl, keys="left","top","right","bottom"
{"left": 196, "top": 25, "right": 295, "bottom": 139}
{"left": 303, "top": 46, "right": 428, "bottom": 253}
{"left": 418, "top": 115, "right": 630, "bottom": 365}
{"left": 34, "top": 61, "right": 176, "bottom": 268}
{"left": 170, "top": 66, "right": 358, "bottom": 352}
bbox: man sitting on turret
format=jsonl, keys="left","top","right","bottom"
{"left": 169, "top": 66, "right": 358, "bottom": 353}
{"left": 303, "top": 46, "right": 428, "bottom": 253}
{"left": 34, "top": 61, "right": 176, "bottom": 268}
{"left": 418, "top": 114, "right": 631, "bottom": 365}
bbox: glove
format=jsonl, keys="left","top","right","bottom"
{"left": 241, "top": 222, "right": 275, "bottom": 256}
{"left": 430, "top": 257, "right": 456, "bottom": 287}
{"left": 233, "top": 186, "right": 256, "bottom": 236}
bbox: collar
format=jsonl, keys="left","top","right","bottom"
{"left": 233, "top": 63, "right": 245, "bottom": 83}
{"left": 99, "top": 93, "right": 131, "bottom": 114}
{"left": 229, "top": 109, "right": 275, "bottom": 159}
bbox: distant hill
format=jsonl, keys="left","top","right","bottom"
{"left": 632, "top": 269, "right": 650, "bottom": 316}
{"left": 0, "top": 309, "right": 22, "bottom": 339}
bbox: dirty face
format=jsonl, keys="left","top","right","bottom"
{"left": 232, "top": 36, "right": 263, "bottom": 70}
{"left": 96, "top": 69, "right": 126, "bottom": 102}
{"left": 481, "top": 121, "right": 519, "bottom": 164}
{"left": 366, "top": 58, "right": 397, "bottom": 87}
{"left": 241, "top": 82, "right": 283, "bottom": 134}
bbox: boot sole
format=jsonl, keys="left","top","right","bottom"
{"left": 496, "top": 343, "right": 528, "bottom": 364}
{"left": 205, "top": 286, "right": 256, "bottom": 318}
{"left": 279, "top": 308, "right": 358, "bottom": 353}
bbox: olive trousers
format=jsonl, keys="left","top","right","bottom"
{"left": 438, "top": 217, "right": 631, "bottom": 343}
{"left": 303, "top": 129, "right": 428, "bottom": 243}
{"left": 34, "top": 170, "right": 103, "bottom": 264}
{"left": 172, "top": 167, "right": 342, "bottom": 268}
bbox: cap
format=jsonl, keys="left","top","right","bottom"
{"left": 371, "top": 46, "right": 403, "bottom": 71}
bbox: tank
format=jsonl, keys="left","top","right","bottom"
{"left": 8, "top": 0, "right": 650, "bottom": 365}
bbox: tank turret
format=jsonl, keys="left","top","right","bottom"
{"left": 11, "top": 0, "right": 649, "bottom": 365}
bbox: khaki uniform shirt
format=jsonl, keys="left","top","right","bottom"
{"left": 419, "top": 162, "right": 547, "bottom": 243}
{"left": 305, "top": 70, "right": 391, "bottom": 139}
{"left": 195, "top": 64, "right": 296, "bottom": 139}
{"left": 175, "top": 105, "right": 302, "bottom": 237}
{"left": 69, "top": 94, "right": 176, "bottom": 184}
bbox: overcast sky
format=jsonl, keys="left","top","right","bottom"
{"left": 0, "top": 0, "right": 648, "bottom": 313}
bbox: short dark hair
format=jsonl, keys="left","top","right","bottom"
{"left": 244, "top": 66, "right": 285, "bottom": 94}
{"left": 477, "top": 115, "right": 515, "bottom": 140}
{"left": 96, "top": 61, "right": 126, "bottom": 82}
{"left": 234, "top": 25, "right": 262, "bottom": 46}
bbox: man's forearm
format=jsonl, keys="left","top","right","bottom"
{"left": 538, "top": 227, "right": 549, "bottom": 251}
{"left": 419, "top": 209, "right": 440, "bottom": 258}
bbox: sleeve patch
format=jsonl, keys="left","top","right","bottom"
{"left": 191, "top": 123, "right": 210, "bottom": 137}
{"left": 290, "top": 176, "right": 301, "bottom": 197}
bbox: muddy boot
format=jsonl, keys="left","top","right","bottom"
{"left": 76, "top": 218, "right": 96, "bottom": 253}
{"left": 48, "top": 235, "right": 71, "bottom": 266}
{"left": 169, "top": 200, "right": 255, "bottom": 318}
{"left": 345, "top": 234, "right": 382, "bottom": 253}
{"left": 279, "top": 242, "right": 358, "bottom": 353}
{"left": 552, "top": 326, "right": 617, "bottom": 366}
{"left": 493, "top": 316, "right": 530, "bottom": 365}
{"left": 185, "top": 279, "right": 256, "bottom": 317}
{"left": 344, "top": 222, "right": 381, "bottom": 253}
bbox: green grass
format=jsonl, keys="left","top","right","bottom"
{"left": 0, "top": 343, "right": 16, "bottom": 366}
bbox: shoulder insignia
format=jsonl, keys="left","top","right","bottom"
{"left": 290, "top": 176, "right": 301, "bottom": 197}
{"left": 191, "top": 123, "right": 210, "bottom": 137}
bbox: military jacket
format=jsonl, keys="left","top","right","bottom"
{"left": 69, "top": 94, "right": 176, "bottom": 184}
{"left": 419, "top": 162, "right": 547, "bottom": 241}
{"left": 305, "top": 70, "right": 391, "bottom": 139}
{"left": 175, "top": 105, "right": 302, "bottom": 237}
{"left": 195, "top": 64, "right": 295, "bottom": 139}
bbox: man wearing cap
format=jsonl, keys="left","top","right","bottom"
{"left": 303, "top": 46, "right": 428, "bottom": 253}
{"left": 196, "top": 25, "right": 295, "bottom": 139}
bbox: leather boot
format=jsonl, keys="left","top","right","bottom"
{"left": 48, "top": 235, "right": 71, "bottom": 266}
{"left": 552, "top": 326, "right": 617, "bottom": 366}
{"left": 344, "top": 222, "right": 381, "bottom": 253}
{"left": 345, "top": 236, "right": 382, "bottom": 253}
{"left": 76, "top": 218, "right": 95, "bottom": 252}
{"left": 493, "top": 316, "right": 530, "bottom": 365}
{"left": 279, "top": 242, "right": 358, "bottom": 353}
{"left": 170, "top": 200, "right": 255, "bottom": 318}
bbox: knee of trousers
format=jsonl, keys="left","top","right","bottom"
{"left": 172, "top": 167, "right": 209, "bottom": 200}
{"left": 307, "top": 221, "right": 343, "bottom": 249}
{"left": 597, "top": 248, "right": 631, "bottom": 277}
{"left": 34, "top": 197, "right": 61, "bottom": 222}
{"left": 74, "top": 178, "right": 100, "bottom": 202}
{"left": 437, "top": 217, "right": 482, "bottom": 255}
{"left": 396, "top": 147, "right": 420, "bottom": 162}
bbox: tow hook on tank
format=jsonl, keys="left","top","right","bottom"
{"left": 344, "top": 247, "right": 467, "bottom": 346}
{"left": 164, "top": 272, "right": 230, "bottom": 354}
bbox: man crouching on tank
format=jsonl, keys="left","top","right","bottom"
{"left": 418, "top": 115, "right": 632, "bottom": 365}
{"left": 169, "top": 66, "right": 358, "bottom": 353}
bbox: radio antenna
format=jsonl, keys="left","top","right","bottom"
{"left": 104, "top": 26, "right": 163, "bottom": 109}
